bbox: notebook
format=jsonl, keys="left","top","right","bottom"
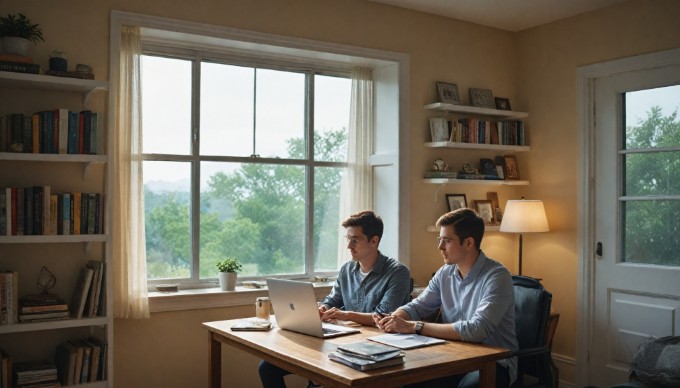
{"left": 266, "top": 278, "right": 361, "bottom": 338}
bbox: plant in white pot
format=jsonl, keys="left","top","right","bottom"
{"left": 216, "top": 258, "right": 242, "bottom": 291}
{"left": 0, "top": 13, "right": 44, "bottom": 56}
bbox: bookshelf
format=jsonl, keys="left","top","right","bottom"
{"left": 0, "top": 70, "right": 111, "bottom": 386}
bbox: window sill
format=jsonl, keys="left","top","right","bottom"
{"left": 149, "top": 283, "right": 334, "bottom": 313}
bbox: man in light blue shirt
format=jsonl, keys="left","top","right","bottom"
{"left": 375, "top": 208, "right": 517, "bottom": 387}
{"left": 259, "top": 210, "right": 411, "bottom": 387}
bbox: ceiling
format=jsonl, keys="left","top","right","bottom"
{"left": 368, "top": 0, "right": 627, "bottom": 32}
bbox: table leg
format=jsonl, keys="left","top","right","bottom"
{"left": 478, "top": 361, "right": 496, "bottom": 388}
{"left": 209, "top": 332, "right": 221, "bottom": 388}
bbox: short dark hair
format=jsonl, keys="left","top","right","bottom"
{"left": 435, "top": 208, "right": 484, "bottom": 250}
{"left": 341, "top": 210, "right": 384, "bottom": 242}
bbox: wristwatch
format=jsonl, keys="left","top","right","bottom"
{"left": 414, "top": 321, "right": 424, "bottom": 335}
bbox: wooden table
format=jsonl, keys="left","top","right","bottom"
{"left": 203, "top": 318, "right": 511, "bottom": 388}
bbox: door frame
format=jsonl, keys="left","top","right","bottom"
{"left": 576, "top": 47, "right": 680, "bottom": 386}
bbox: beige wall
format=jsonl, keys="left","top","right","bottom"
{"left": 3, "top": 0, "right": 680, "bottom": 386}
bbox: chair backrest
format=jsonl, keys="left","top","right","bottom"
{"left": 513, "top": 275, "right": 552, "bottom": 350}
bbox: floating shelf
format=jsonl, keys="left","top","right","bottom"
{"left": 0, "top": 235, "right": 107, "bottom": 244}
{"left": 424, "top": 102, "right": 528, "bottom": 119}
{"left": 0, "top": 71, "right": 108, "bottom": 106}
{"left": 0, "top": 317, "right": 109, "bottom": 334}
{"left": 424, "top": 142, "right": 529, "bottom": 152}
{"left": 423, "top": 178, "right": 529, "bottom": 186}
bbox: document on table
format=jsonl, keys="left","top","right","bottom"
{"left": 368, "top": 333, "right": 446, "bottom": 349}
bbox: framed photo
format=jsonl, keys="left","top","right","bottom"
{"left": 494, "top": 156, "right": 506, "bottom": 179}
{"left": 446, "top": 194, "right": 467, "bottom": 211}
{"left": 429, "top": 117, "right": 450, "bottom": 142}
{"left": 462, "top": 162, "right": 475, "bottom": 174}
{"left": 495, "top": 97, "right": 511, "bottom": 110}
{"left": 504, "top": 155, "right": 520, "bottom": 180}
{"left": 469, "top": 88, "right": 495, "bottom": 109}
{"left": 479, "top": 158, "right": 497, "bottom": 176}
{"left": 486, "top": 192, "right": 502, "bottom": 224}
{"left": 473, "top": 200, "right": 495, "bottom": 225}
{"left": 436, "top": 82, "right": 461, "bottom": 105}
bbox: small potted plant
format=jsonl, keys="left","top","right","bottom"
{"left": 0, "top": 13, "right": 44, "bottom": 56}
{"left": 216, "top": 257, "right": 242, "bottom": 291}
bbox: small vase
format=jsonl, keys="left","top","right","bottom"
{"left": 2, "top": 37, "right": 29, "bottom": 56}
{"left": 219, "top": 272, "right": 237, "bottom": 291}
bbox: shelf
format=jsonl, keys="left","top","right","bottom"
{"left": 0, "top": 71, "right": 108, "bottom": 106}
{"left": 0, "top": 317, "right": 108, "bottom": 334}
{"left": 0, "top": 152, "right": 107, "bottom": 163}
{"left": 424, "top": 102, "right": 528, "bottom": 119}
{"left": 0, "top": 235, "right": 107, "bottom": 244}
{"left": 427, "top": 225, "right": 500, "bottom": 232}
{"left": 423, "top": 178, "right": 529, "bottom": 186}
{"left": 425, "top": 142, "right": 529, "bottom": 152}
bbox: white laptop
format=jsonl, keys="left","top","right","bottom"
{"left": 266, "top": 278, "right": 361, "bottom": 338}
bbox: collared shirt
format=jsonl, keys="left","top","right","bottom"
{"left": 398, "top": 251, "right": 518, "bottom": 382}
{"left": 321, "top": 252, "right": 411, "bottom": 314}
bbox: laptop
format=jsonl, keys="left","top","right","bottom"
{"left": 266, "top": 278, "right": 361, "bottom": 338}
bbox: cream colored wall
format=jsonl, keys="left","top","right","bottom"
{"left": 3, "top": 0, "right": 680, "bottom": 386}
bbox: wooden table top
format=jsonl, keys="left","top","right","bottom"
{"left": 203, "top": 318, "right": 511, "bottom": 387}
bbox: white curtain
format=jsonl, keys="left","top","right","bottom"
{"left": 112, "top": 26, "right": 149, "bottom": 318}
{"left": 337, "top": 67, "right": 374, "bottom": 263}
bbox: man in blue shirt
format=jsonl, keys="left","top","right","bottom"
{"left": 259, "top": 210, "right": 411, "bottom": 387}
{"left": 375, "top": 208, "right": 518, "bottom": 387}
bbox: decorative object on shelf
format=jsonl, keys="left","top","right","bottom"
{"left": 436, "top": 81, "right": 460, "bottom": 104}
{"left": 473, "top": 199, "right": 495, "bottom": 225}
{"left": 469, "top": 87, "right": 495, "bottom": 109}
{"left": 0, "top": 13, "right": 44, "bottom": 56}
{"left": 76, "top": 63, "right": 92, "bottom": 74}
{"left": 446, "top": 194, "right": 467, "bottom": 211}
{"left": 48, "top": 50, "right": 67, "bottom": 72}
{"left": 494, "top": 156, "right": 506, "bottom": 179}
{"left": 36, "top": 266, "right": 57, "bottom": 293}
{"left": 500, "top": 199, "right": 549, "bottom": 276}
{"left": 462, "top": 162, "right": 476, "bottom": 174}
{"left": 480, "top": 158, "right": 498, "bottom": 176}
{"left": 495, "top": 97, "right": 511, "bottom": 111}
{"left": 486, "top": 191, "right": 501, "bottom": 221}
{"left": 503, "top": 155, "right": 520, "bottom": 180}
{"left": 216, "top": 257, "right": 242, "bottom": 291}
{"left": 429, "top": 117, "right": 449, "bottom": 141}
{"left": 431, "top": 158, "right": 450, "bottom": 171}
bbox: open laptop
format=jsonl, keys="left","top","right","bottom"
{"left": 266, "top": 278, "right": 361, "bottom": 338}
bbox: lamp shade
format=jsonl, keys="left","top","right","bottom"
{"left": 499, "top": 200, "right": 549, "bottom": 233}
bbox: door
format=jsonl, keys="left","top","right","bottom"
{"left": 590, "top": 63, "right": 680, "bottom": 385}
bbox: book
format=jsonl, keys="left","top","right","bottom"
{"left": 12, "top": 359, "right": 58, "bottom": 386}
{"left": 367, "top": 333, "right": 446, "bottom": 350}
{"left": 0, "top": 60, "right": 40, "bottom": 74}
{"left": 230, "top": 319, "right": 272, "bottom": 331}
{"left": 20, "top": 302, "right": 68, "bottom": 314}
{"left": 1, "top": 348, "right": 12, "bottom": 388}
{"left": 19, "top": 310, "right": 70, "bottom": 322}
{"left": 83, "top": 339, "right": 101, "bottom": 382}
{"left": 4, "top": 272, "right": 18, "bottom": 324}
{"left": 67, "top": 341, "right": 83, "bottom": 385}
{"left": 54, "top": 343, "right": 76, "bottom": 386}
{"left": 84, "top": 260, "right": 104, "bottom": 317}
{"left": 87, "top": 337, "right": 107, "bottom": 381}
{"left": 328, "top": 350, "right": 404, "bottom": 371}
{"left": 0, "top": 54, "right": 33, "bottom": 64}
{"left": 69, "top": 267, "right": 94, "bottom": 319}
{"left": 336, "top": 341, "right": 402, "bottom": 362}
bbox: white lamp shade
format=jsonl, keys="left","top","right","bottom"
{"left": 499, "top": 200, "right": 549, "bottom": 233}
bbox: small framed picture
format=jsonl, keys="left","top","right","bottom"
{"left": 473, "top": 200, "right": 495, "bottom": 225}
{"left": 495, "top": 97, "right": 511, "bottom": 110}
{"left": 429, "top": 117, "right": 450, "bottom": 142}
{"left": 462, "top": 162, "right": 475, "bottom": 174}
{"left": 486, "top": 192, "right": 502, "bottom": 224}
{"left": 494, "top": 156, "right": 506, "bottom": 179}
{"left": 469, "top": 88, "right": 495, "bottom": 109}
{"left": 479, "top": 158, "right": 497, "bottom": 176}
{"left": 446, "top": 194, "right": 467, "bottom": 211}
{"left": 436, "top": 82, "right": 461, "bottom": 105}
{"left": 504, "top": 155, "right": 520, "bottom": 180}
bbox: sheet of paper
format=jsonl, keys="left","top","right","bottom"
{"left": 367, "top": 333, "right": 446, "bottom": 349}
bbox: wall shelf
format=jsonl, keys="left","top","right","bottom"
{"left": 424, "top": 142, "right": 529, "bottom": 152}
{"left": 425, "top": 102, "right": 528, "bottom": 119}
{"left": 423, "top": 178, "right": 529, "bottom": 186}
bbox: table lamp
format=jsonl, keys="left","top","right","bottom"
{"left": 499, "top": 199, "right": 549, "bottom": 276}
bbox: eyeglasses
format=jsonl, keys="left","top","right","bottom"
{"left": 344, "top": 235, "right": 366, "bottom": 245}
{"left": 436, "top": 237, "right": 455, "bottom": 245}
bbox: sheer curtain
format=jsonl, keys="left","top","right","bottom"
{"left": 337, "top": 67, "right": 374, "bottom": 263}
{"left": 112, "top": 26, "right": 149, "bottom": 318}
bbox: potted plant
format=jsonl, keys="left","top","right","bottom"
{"left": 0, "top": 13, "right": 44, "bottom": 56}
{"left": 216, "top": 258, "right": 242, "bottom": 291}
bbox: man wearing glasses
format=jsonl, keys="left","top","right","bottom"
{"left": 374, "top": 208, "right": 517, "bottom": 387}
{"left": 259, "top": 210, "right": 411, "bottom": 387}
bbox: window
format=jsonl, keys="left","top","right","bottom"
{"left": 141, "top": 53, "right": 353, "bottom": 284}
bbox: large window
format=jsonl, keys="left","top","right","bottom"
{"left": 141, "top": 53, "right": 352, "bottom": 284}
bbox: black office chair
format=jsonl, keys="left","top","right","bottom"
{"left": 511, "top": 275, "right": 558, "bottom": 388}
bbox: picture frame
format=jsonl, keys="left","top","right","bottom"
{"left": 469, "top": 88, "right": 495, "bottom": 109}
{"left": 494, "top": 156, "right": 506, "bottom": 179}
{"left": 429, "top": 117, "right": 450, "bottom": 142}
{"left": 479, "top": 158, "right": 497, "bottom": 176}
{"left": 436, "top": 82, "right": 461, "bottom": 105}
{"left": 446, "top": 194, "right": 467, "bottom": 212}
{"left": 486, "top": 192, "right": 502, "bottom": 224}
{"left": 494, "top": 97, "right": 511, "bottom": 111}
{"left": 473, "top": 200, "right": 495, "bottom": 225}
{"left": 504, "top": 155, "right": 520, "bottom": 180}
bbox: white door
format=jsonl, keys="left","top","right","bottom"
{"left": 590, "top": 62, "right": 680, "bottom": 386}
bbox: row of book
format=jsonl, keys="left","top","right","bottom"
{"left": 0, "top": 188, "right": 104, "bottom": 236}
{"left": 435, "top": 118, "right": 526, "bottom": 146}
{"left": 328, "top": 341, "right": 404, "bottom": 371}
{"left": 54, "top": 338, "right": 108, "bottom": 385}
{"left": 0, "top": 110, "right": 102, "bottom": 155}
